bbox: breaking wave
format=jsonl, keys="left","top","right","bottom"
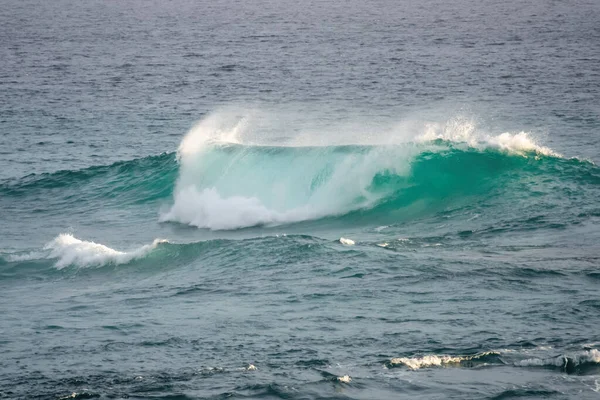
{"left": 2, "top": 110, "right": 598, "bottom": 231}
{"left": 157, "top": 111, "right": 594, "bottom": 230}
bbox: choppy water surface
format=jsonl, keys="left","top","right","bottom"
{"left": 1, "top": 0, "right": 600, "bottom": 399}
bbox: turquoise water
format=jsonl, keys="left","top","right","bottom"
{"left": 1, "top": 0, "right": 600, "bottom": 399}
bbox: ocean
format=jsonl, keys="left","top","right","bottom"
{"left": 1, "top": 0, "right": 600, "bottom": 398}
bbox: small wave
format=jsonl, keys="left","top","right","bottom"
{"left": 0, "top": 152, "right": 178, "bottom": 205}
{"left": 1, "top": 234, "right": 331, "bottom": 276}
{"left": 58, "top": 392, "right": 100, "bottom": 400}
{"left": 339, "top": 238, "right": 355, "bottom": 245}
{"left": 515, "top": 349, "right": 600, "bottom": 373}
{"left": 44, "top": 234, "right": 168, "bottom": 269}
{"left": 388, "top": 351, "right": 501, "bottom": 370}
{"left": 3, "top": 250, "right": 48, "bottom": 263}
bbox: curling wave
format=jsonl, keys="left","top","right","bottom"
{"left": 160, "top": 140, "right": 592, "bottom": 230}
{"left": 157, "top": 111, "right": 595, "bottom": 230}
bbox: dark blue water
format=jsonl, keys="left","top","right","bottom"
{"left": 1, "top": 0, "right": 600, "bottom": 399}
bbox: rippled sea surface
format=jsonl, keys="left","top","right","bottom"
{"left": 2, "top": 0, "right": 600, "bottom": 399}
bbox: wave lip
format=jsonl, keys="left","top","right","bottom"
{"left": 417, "top": 118, "right": 560, "bottom": 157}
{"left": 44, "top": 234, "right": 168, "bottom": 269}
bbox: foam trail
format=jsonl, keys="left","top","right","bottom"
{"left": 44, "top": 234, "right": 167, "bottom": 269}
{"left": 4, "top": 251, "right": 48, "bottom": 262}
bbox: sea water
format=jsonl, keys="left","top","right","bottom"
{"left": 1, "top": 0, "right": 600, "bottom": 398}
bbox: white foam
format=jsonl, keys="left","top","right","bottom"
{"left": 419, "top": 117, "right": 478, "bottom": 146}
{"left": 339, "top": 238, "right": 355, "bottom": 246}
{"left": 337, "top": 375, "right": 352, "bottom": 383}
{"left": 44, "top": 234, "right": 167, "bottom": 269}
{"left": 246, "top": 364, "right": 257, "bottom": 371}
{"left": 159, "top": 187, "right": 318, "bottom": 230}
{"left": 486, "top": 132, "right": 558, "bottom": 157}
{"left": 390, "top": 351, "right": 499, "bottom": 370}
{"left": 59, "top": 393, "right": 79, "bottom": 400}
{"left": 515, "top": 357, "right": 564, "bottom": 368}
{"left": 391, "top": 355, "right": 464, "bottom": 370}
